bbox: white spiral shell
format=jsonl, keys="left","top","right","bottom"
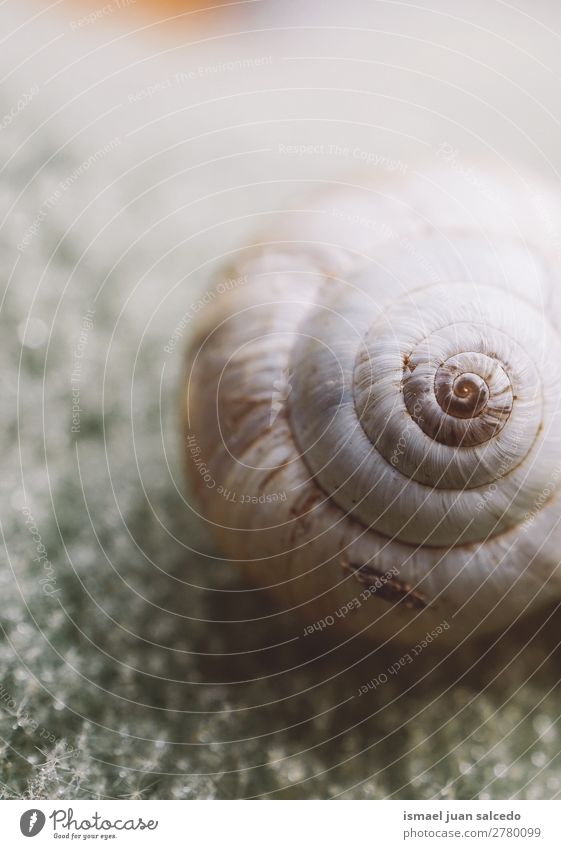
{"left": 184, "top": 166, "right": 561, "bottom": 645}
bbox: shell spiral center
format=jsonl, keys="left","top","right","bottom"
{"left": 290, "top": 282, "right": 561, "bottom": 546}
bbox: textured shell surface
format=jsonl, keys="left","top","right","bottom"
{"left": 184, "top": 165, "right": 561, "bottom": 645}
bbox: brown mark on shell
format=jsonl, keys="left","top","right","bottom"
{"left": 342, "top": 559, "right": 428, "bottom": 610}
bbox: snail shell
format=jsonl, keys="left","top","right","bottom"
{"left": 184, "top": 166, "right": 561, "bottom": 645}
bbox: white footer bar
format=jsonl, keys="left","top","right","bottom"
{"left": 1, "top": 800, "right": 559, "bottom": 848}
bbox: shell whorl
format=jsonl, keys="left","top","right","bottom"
{"left": 289, "top": 281, "right": 561, "bottom": 546}
{"left": 185, "top": 168, "right": 561, "bottom": 642}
